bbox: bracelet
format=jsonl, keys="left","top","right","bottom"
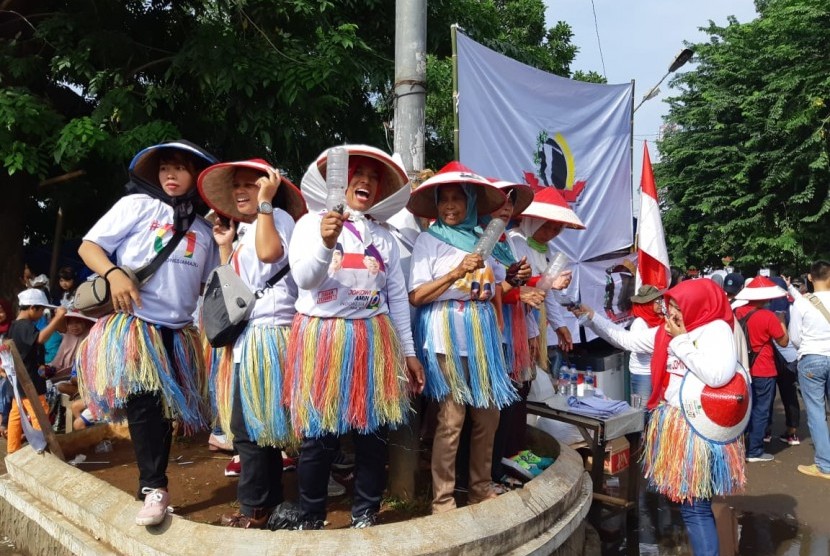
{"left": 104, "top": 266, "right": 126, "bottom": 280}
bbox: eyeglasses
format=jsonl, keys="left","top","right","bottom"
{"left": 653, "top": 299, "right": 665, "bottom": 314}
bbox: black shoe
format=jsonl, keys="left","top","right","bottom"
{"left": 296, "top": 519, "right": 325, "bottom": 530}
{"left": 350, "top": 511, "right": 378, "bottom": 529}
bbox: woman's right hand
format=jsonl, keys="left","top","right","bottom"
{"left": 213, "top": 219, "right": 236, "bottom": 248}
{"left": 108, "top": 269, "right": 142, "bottom": 313}
{"left": 321, "top": 211, "right": 348, "bottom": 249}
{"left": 451, "top": 253, "right": 484, "bottom": 281}
{"left": 519, "top": 286, "right": 546, "bottom": 308}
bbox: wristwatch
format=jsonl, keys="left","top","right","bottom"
{"left": 257, "top": 201, "right": 273, "bottom": 215}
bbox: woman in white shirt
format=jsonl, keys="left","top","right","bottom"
{"left": 286, "top": 145, "right": 424, "bottom": 529}
{"left": 644, "top": 279, "right": 746, "bottom": 556}
{"left": 407, "top": 163, "right": 515, "bottom": 513}
{"left": 76, "top": 141, "right": 219, "bottom": 527}
{"left": 199, "top": 158, "right": 307, "bottom": 529}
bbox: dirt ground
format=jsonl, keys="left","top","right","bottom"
{"left": 72, "top": 430, "right": 433, "bottom": 529}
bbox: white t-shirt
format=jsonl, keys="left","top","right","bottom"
{"left": 585, "top": 314, "right": 656, "bottom": 376}
{"left": 289, "top": 212, "right": 414, "bottom": 356}
{"left": 84, "top": 194, "right": 218, "bottom": 328}
{"left": 230, "top": 210, "right": 295, "bottom": 327}
{"left": 507, "top": 230, "right": 567, "bottom": 345}
{"left": 409, "top": 232, "right": 499, "bottom": 356}
{"left": 789, "top": 291, "right": 830, "bottom": 357}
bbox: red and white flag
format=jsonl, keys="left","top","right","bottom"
{"left": 636, "top": 141, "right": 670, "bottom": 290}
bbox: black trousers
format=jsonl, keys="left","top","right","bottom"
{"left": 767, "top": 365, "right": 800, "bottom": 431}
{"left": 125, "top": 326, "right": 180, "bottom": 498}
{"left": 230, "top": 367, "right": 283, "bottom": 515}
{"left": 298, "top": 427, "right": 388, "bottom": 521}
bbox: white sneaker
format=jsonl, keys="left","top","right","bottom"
{"left": 746, "top": 453, "right": 774, "bottom": 463}
{"left": 135, "top": 488, "right": 170, "bottom": 526}
{"left": 327, "top": 474, "right": 345, "bottom": 497}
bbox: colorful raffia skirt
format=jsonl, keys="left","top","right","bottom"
{"left": 503, "top": 301, "right": 533, "bottom": 382}
{"left": 643, "top": 403, "right": 746, "bottom": 503}
{"left": 284, "top": 313, "right": 410, "bottom": 437}
{"left": 75, "top": 313, "right": 208, "bottom": 433}
{"left": 208, "top": 324, "right": 296, "bottom": 447}
{"left": 530, "top": 304, "right": 549, "bottom": 371}
{"left": 416, "top": 300, "right": 517, "bottom": 409}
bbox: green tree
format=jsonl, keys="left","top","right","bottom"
{"left": 424, "top": 0, "right": 596, "bottom": 168}
{"left": 655, "top": 0, "right": 830, "bottom": 274}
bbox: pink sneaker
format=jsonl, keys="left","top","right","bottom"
{"left": 135, "top": 488, "right": 170, "bottom": 526}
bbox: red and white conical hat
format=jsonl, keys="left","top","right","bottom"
{"left": 734, "top": 276, "right": 787, "bottom": 301}
{"left": 487, "top": 178, "right": 534, "bottom": 217}
{"left": 406, "top": 161, "right": 506, "bottom": 219}
{"left": 520, "top": 186, "right": 585, "bottom": 229}
{"left": 680, "top": 363, "right": 751, "bottom": 444}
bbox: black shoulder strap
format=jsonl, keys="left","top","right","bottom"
{"left": 134, "top": 229, "right": 187, "bottom": 283}
{"left": 255, "top": 264, "right": 291, "bottom": 299}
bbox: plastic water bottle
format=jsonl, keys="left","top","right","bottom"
{"left": 558, "top": 365, "right": 570, "bottom": 395}
{"left": 568, "top": 364, "right": 578, "bottom": 397}
{"left": 584, "top": 365, "right": 595, "bottom": 398}
{"left": 325, "top": 146, "right": 348, "bottom": 213}
{"left": 473, "top": 218, "right": 506, "bottom": 259}
{"left": 537, "top": 251, "right": 570, "bottom": 290}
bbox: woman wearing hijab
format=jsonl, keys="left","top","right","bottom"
{"left": 286, "top": 145, "right": 424, "bottom": 530}
{"left": 508, "top": 187, "right": 584, "bottom": 372}
{"left": 573, "top": 284, "right": 665, "bottom": 403}
{"left": 0, "top": 298, "right": 13, "bottom": 437}
{"left": 407, "top": 162, "right": 516, "bottom": 513}
{"left": 645, "top": 279, "right": 746, "bottom": 555}
{"left": 198, "top": 158, "right": 307, "bottom": 529}
{"left": 76, "top": 140, "right": 219, "bottom": 527}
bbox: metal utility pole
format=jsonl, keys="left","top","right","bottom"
{"left": 389, "top": 0, "right": 426, "bottom": 501}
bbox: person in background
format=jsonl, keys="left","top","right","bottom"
{"left": 733, "top": 277, "right": 789, "bottom": 463}
{"left": 55, "top": 266, "right": 79, "bottom": 308}
{"left": 6, "top": 289, "right": 67, "bottom": 453}
{"left": 573, "top": 284, "right": 665, "bottom": 404}
{"left": 75, "top": 140, "right": 218, "bottom": 526}
{"left": 0, "top": 298, "right": 14, "bottom": 437}
{"left": 788, "top": 260, "right": 830, "bottom": 480}
{"left": 766, "top": 276, "right": 801, "bottom": 446}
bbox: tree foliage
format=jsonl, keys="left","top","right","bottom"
{"left": 654, "top": 0, "right": 830, "bottom": 275}
{"left": 0, "top": 0, "right": 591, "bottom": 298}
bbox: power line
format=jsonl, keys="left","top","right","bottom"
{"left": 589, "top": 0, "right": 607, "bottom": 79}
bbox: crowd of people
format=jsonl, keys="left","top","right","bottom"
{"left": 1, "top": 139, "right": 829, "bottom": 554}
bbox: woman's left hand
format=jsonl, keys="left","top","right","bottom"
{"left": 405, "top": 356, "right": 425, "bottom": 395}
{"left": 257, "top": 167, "right": 282, "bottom": 203}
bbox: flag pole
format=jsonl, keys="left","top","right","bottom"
{"left": 630, "top": 79, "right": 637, "bottom": 252}
{"left": 451, "top": 23, "right": 460, "bottom": 160}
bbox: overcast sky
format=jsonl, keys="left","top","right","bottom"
{"left": 542, "top": 0, "right": 758, "bottom": 193}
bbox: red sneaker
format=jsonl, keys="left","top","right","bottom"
{"left": 224, "top": 455, "right": 241, "bottom": 477}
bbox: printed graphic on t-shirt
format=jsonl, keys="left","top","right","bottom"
{"left": 317, "top": 242, "right": 387, "bottom": 304}
{"left": 149, "top": 221, "right": 198, "bottom": 266}
{"left": 454, "top": 266, "right": 496, "bottom": 299}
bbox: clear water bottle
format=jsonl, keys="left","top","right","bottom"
{"left": 537, "top": 251, "right": 570, "bottom": 290}
{"left": 568, "top": 364, "right": 578, "bottom": 397}
{"left": 325, "top": 146, "right": 348, "bottom": 213}
{"left": 584, "top": 365, "right": 595, "bottom": 397}
{"left": 558, "top": 365, "right": 570, "bottom": 395}
{"left": 473, "top": 218, "right": 506, "bottom": 259}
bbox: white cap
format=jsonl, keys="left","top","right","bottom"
{"left": 17, "top": 288, "right": 56, "bottom": 308}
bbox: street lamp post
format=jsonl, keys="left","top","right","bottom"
{"left": 633, "top": 47, "right": 694, "bottom": 113}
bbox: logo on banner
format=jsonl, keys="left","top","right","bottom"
{"left": 523, "top": 131, "right": 587, "bottom": 204}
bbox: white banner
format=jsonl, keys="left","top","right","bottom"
{"left": 457, "top": 31, "right": 634, "bottom": 262}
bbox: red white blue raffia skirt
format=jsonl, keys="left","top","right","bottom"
{"left": 75, "top": 313, "right": 209, "bottom": 433}
{"left": 284, "top": 313, "right": 411, "bottom": 437}
{"left": 644, "top": 403, "right": 746, "bottom": 503}
{"left": 207, "top": 324, "right": 296, "bottom": 447}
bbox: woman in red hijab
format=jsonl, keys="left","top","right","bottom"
{"left": 644, "top": 279, "right": 746, "bottom": 556}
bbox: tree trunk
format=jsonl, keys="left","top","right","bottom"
{"left": 0, "top": 173, "right": 30, "bottom": 301}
